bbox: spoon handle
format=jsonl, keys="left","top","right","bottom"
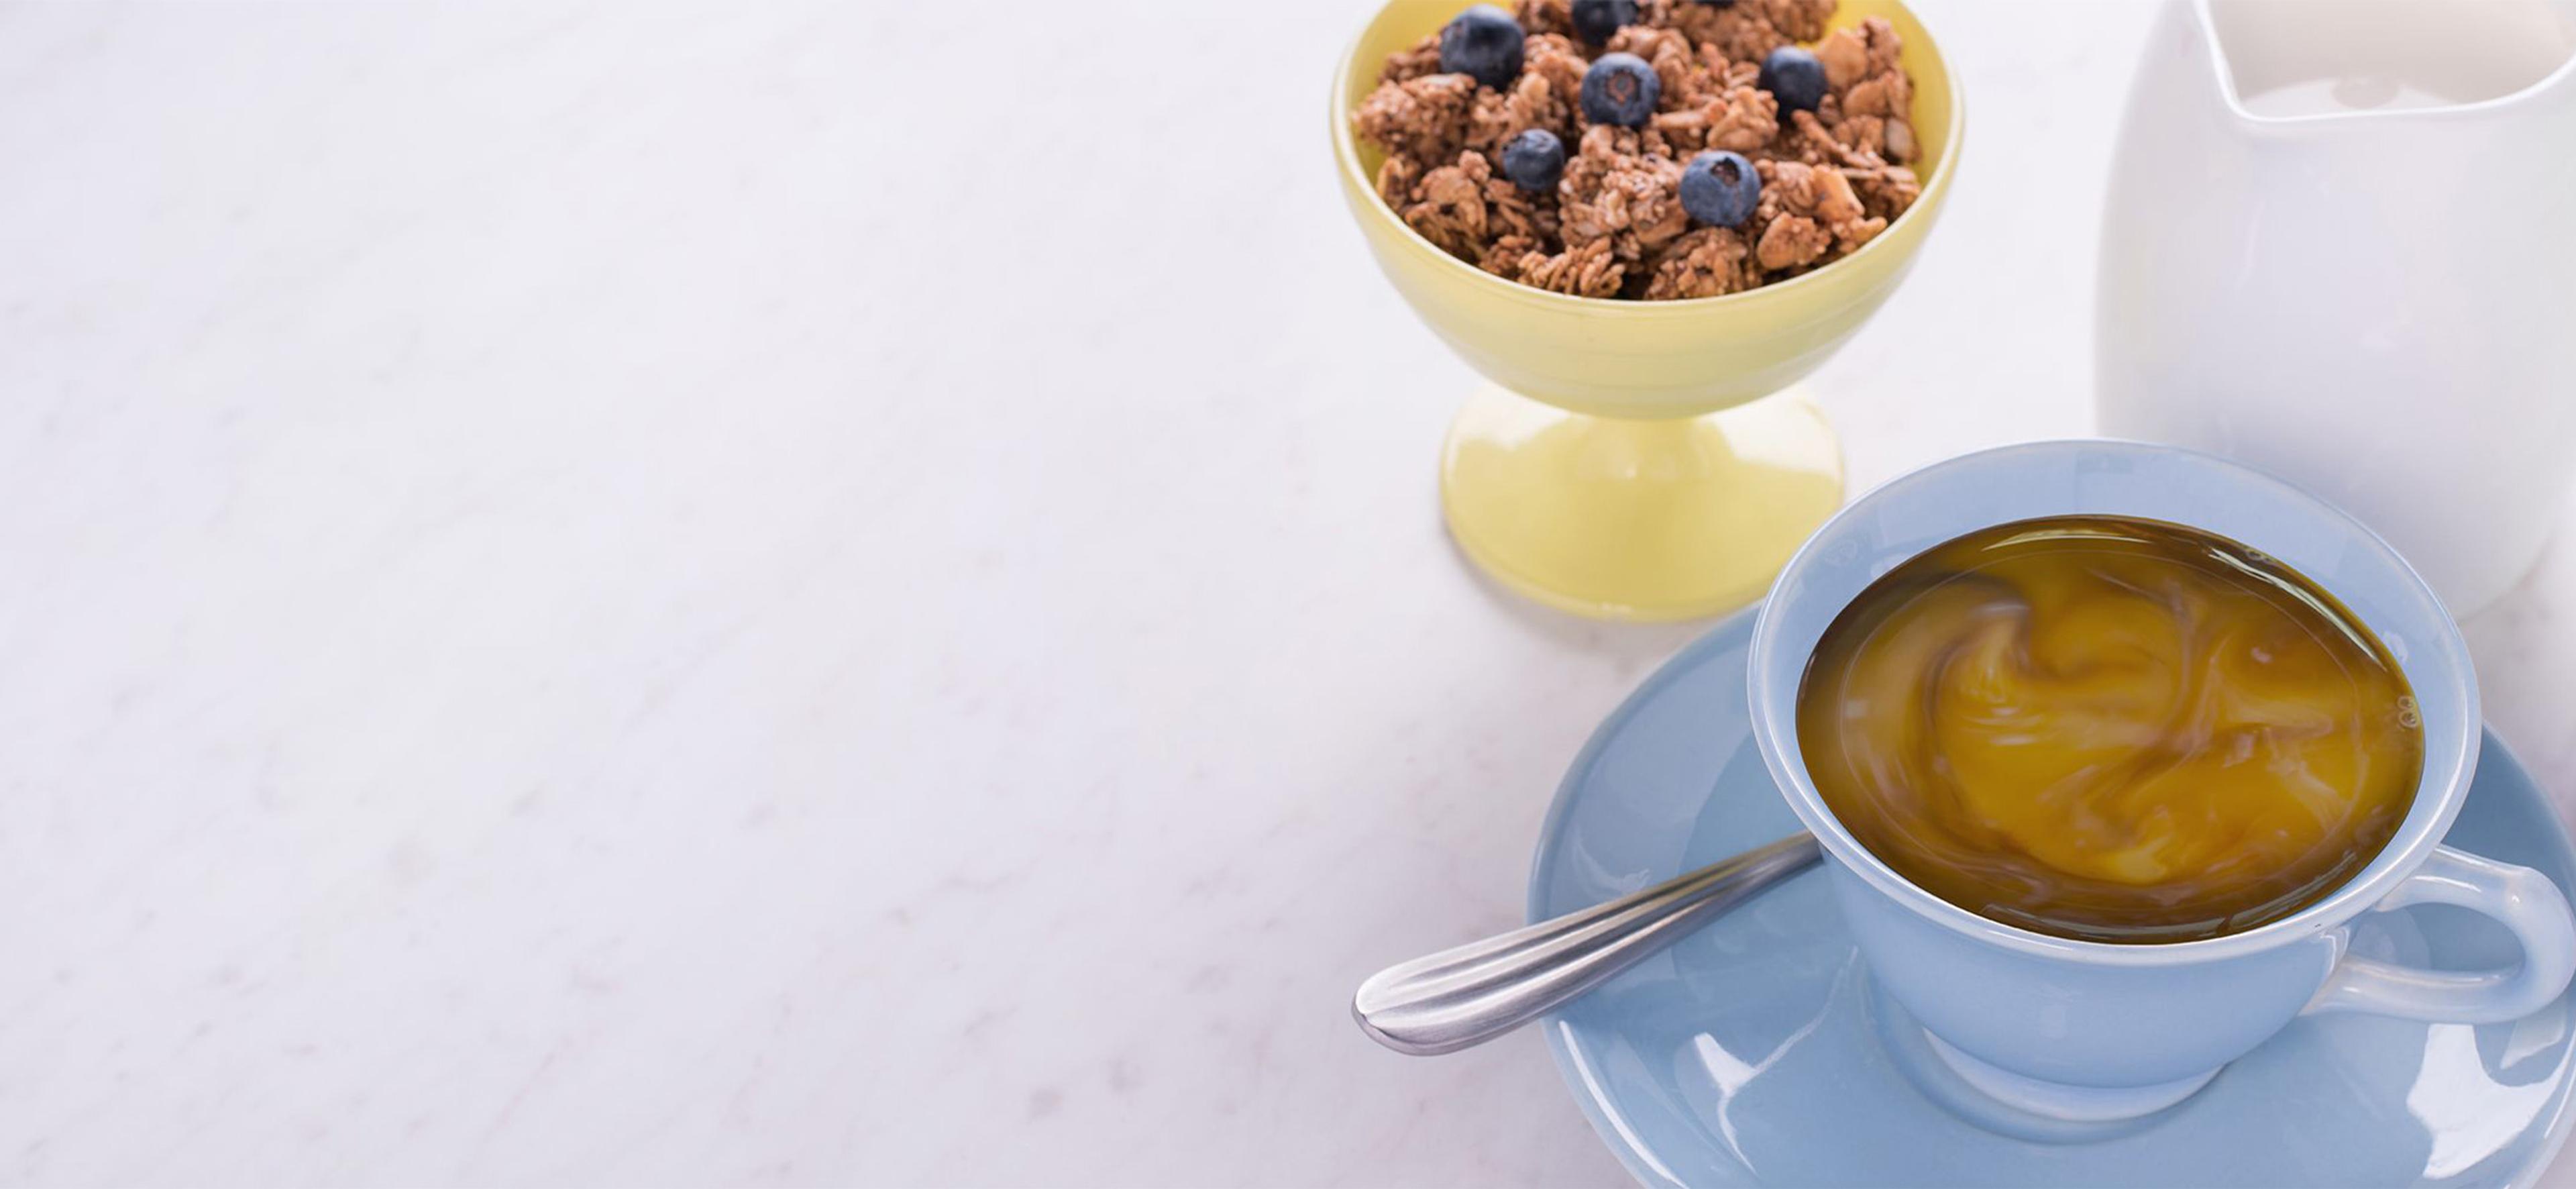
{"left": 1352, "top": 833, "right": 1823, "bottom": 1055}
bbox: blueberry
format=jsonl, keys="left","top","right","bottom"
{"left": 1580, "top": 52, "right": 1661, "bottom": 128}
{"left": 1500, "top": 129, "right": 1567, "bottom": 191}
{"left": 1760, "top": 46, "right": 1827, "bottom": 113}
{"left": 1568, "top": 0, "right": 1638, "bottom": 46}
{"left": 1439, "top": 5, "right": 1525, "bottom": 90}
{"left": 1680, "top": 150, "right": 1762, "bottom": 227}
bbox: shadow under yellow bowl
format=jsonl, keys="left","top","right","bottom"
{"left": 1332, "top": 0, "right": 1962, "bottom": 620}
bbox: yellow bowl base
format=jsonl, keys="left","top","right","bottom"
{"left": 1440, "top": 384, "right": 1844, "bottom": 621}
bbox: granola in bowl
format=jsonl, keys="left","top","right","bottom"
{"left": 1350, "top": 0, "right": 1924, "bottom": 301}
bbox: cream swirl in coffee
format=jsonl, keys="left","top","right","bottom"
{"left": 1796, "top": 516, "right": 2424, "bottom": 943}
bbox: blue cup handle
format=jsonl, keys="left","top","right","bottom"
{"left": 2304, "top": 846, "right": 2576, "bottom": 1023}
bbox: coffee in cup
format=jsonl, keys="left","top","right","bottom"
{"left": 1794, "top": 514, "right": 2424, "bottom": 943}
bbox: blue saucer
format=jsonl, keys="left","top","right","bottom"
{"left": 1529, "top": 609, "right": 2576, "bottom": 1188}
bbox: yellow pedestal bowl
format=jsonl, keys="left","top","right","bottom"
{"left": 1332, "top": 0, "right": 1962, "bottom": 621}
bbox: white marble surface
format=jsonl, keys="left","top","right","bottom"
{"left": 5, "top": 1, "right": 2575, "bottom": 1184}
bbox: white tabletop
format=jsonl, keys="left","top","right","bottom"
{"left": 6, "top": 1, "right": 2575, "bottom": 1184}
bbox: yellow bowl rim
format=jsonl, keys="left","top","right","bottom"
{"left": 1328, "top": 0, "right": 1965, "bottom": 315}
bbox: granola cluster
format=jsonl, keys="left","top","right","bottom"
{"left": 1352, "top": 0, "right": 1923, "bottom": 300}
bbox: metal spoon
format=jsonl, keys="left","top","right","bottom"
{"left": 1352, "top": 833, "right": 1823, "bottom": 1055}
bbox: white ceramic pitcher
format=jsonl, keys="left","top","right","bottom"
{"left": 2097, "top": 0, "right": 2576, "bottom": 616}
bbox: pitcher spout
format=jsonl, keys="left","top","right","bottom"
{"left": 2190, "top": 0, "right": 2576, "bottom": 123}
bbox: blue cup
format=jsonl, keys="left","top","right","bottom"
{"left": 1747, "top": 440, "right": 2576, "bottom": 1121}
